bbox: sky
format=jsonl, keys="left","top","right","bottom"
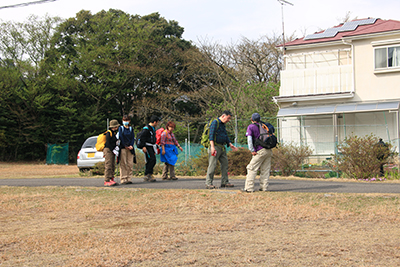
{"left": 1, "top": 0, "right": 400, "bottom": 45}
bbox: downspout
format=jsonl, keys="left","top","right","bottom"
{"left": 342, "top": 39, "right": 355, "bottom": 93}
{"left": 273, "top": 96, "right": 282, "bottom": 143}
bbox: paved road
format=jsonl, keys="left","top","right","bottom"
{"left": 1, "top": 177, "right": 400, "bottom": 193}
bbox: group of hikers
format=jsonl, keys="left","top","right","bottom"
{"left": 102, "top": 110, "right": 276, "bottom": 192}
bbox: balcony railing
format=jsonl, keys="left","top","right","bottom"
{"left": 280, "top": 65, "right": 353, "bottom": 97}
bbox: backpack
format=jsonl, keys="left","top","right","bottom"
{"left": 118, "top": 126, "right": 133, "bottom": 145}
{"left": 95, "top": 130, "right": 112, "bottom": 152}
{"left": 136, "top": 126, "right": 155, "bottom": 149}
{"left": 156, "top": 128, "right": 165, "bottom": 145}
{"left": 254, "top": 122, "right": 277, "bottom": 149}
{"left": 201, "top": 119, "right": 219, "bottom": 148}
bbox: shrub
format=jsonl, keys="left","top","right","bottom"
{"left": 91, "top": 161, "right": 105, "bottom": 175}
{"left": 132, "top": 150, "right": 146, "bottom": 176}
{"left": 272, "top": 142, "right": 313, "bottom": 176}
{"left": 227, "top": 148, "right": 252, "bottom": 175}
{"left": 175, "top": 160, "right": 199, "bottom": 176}
{"left": 191, "top": 148, "right": 220, "bottom": 176}
{"left": 331, "top": 134, "right": 395, "bottom": 179}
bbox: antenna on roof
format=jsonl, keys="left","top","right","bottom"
{"left": 277, "top": 0, "right": 294, "bottom": 55}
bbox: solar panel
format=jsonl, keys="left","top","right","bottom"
{"left": 304, "top": 18, "right": 377, "bottom": 40}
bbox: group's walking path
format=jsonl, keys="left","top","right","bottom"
{"left": 1, "top": 177, "right": 400, "bottom": 193}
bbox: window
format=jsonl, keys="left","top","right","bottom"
{"left": 374, "top": 45, "right": 400, "bottom": 70}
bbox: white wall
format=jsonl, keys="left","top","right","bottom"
{"left": 352, "top": 36, "right": 400, "bottom": 102}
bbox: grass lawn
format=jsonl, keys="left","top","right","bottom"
{"left": 1, "top": 163, "right": 400, "bottom": 266}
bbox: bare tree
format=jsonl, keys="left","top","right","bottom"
{"left": 193, "top": 34, "right": 284, "bottom": 118}
{"left": 337, "top": 11, "right": 358, "bottom": 24}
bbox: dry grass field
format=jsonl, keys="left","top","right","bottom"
{"left": 1, "top": 163, "right": 400, "bottom": 266}
{"left": 0, "top": 162, "right": 80, "bottom": 179}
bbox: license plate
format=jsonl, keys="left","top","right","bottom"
{"left": 87, "top": 153, "right": 95, "bottom": 158}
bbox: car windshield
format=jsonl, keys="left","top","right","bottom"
{"left": 82, "top": 137, "right": 97, "bottom": 148}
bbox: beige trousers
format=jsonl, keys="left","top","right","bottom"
{"left": 119, "top": 148, "right": 133, "bottom": 182}
{"left": 244, "top": 148, "right": 273, "bottom": 191}
{"left": 104, "top": 147, "right": 115, "bottom": 182}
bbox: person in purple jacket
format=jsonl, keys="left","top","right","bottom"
{"left": 243, "top": 113, "right": 275, "bottom": 192}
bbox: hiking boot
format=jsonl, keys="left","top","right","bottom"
{"left": 171, "top": 177, "right": 178, "bottom": 180}
{"left": 221, "top": 183, "right": 234, "bottom": 188}
{"left": 162, "top": 177, "right": 169, "bottom": 180}
{"left": 121, "top": 180, "right": 133, "bottom": 185}
{"left": 104, "top": 180, "right": 117, "bottom": 186}
{"left": 206, "top": 184, "right": 216, "bottom": 189}
{"left": 148, "top": 175, "right": 157, "bottom": 182}
{"left": 143, "top": 175, "right": 151, "bottom": 182}
{"left": 241, "top": 188, "right": 254, "bottom": 193}
{"left": 259, "top": 188, "right": 268, "bottom": 192}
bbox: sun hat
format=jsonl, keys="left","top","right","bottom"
{"left": 109, "top": 119, "right": 120, "bottom": 128}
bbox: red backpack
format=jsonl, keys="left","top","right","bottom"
{"left": 155, "top": 128, "right": 165, "bottom": 145}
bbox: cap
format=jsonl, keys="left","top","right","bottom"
{"left": 251, "top": 113, "right": 261, "bottom": 122}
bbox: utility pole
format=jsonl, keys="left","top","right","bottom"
{"left": 277, "top": 0, "right": 294, "bottom": 55}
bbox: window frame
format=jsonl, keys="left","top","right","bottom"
{"left": 374, "top": 44, "right": 400, "bottom": 72}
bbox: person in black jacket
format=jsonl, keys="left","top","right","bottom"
{"left": 141, "top": 115, "right": 160, "bottom": 182}
{"left": 104, "top": 119, "right": 120, "bottom": 186}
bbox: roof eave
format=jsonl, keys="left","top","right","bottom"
{"left": 284, "top": 40, "right": 349, "bottom": 51}
{"left": 284, "top": 30, "right": 400, "bottom": 50}
{"left": 342, "top": 30, "right": 400, "bottom": 41}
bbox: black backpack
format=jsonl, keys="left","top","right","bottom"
{"left": 254, "top": 122, "right": 277, "bottom": 149}
{"left": 136, "top": 126, "right": 148, "bottom": 149}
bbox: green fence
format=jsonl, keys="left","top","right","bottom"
{"left": 155, "top": 142, "right": 248, "bottom": 166}
{"left": 46, "top": 143, "right": 69, "bottom": 165}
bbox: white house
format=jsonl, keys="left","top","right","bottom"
{"left": 274, "top": 18, "right": 400, "bottom": 161}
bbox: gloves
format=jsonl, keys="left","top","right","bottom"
{"left": 113, "top": 146, "right": 119, "bottom": 157}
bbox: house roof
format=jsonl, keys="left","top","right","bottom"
{"left": 283, "top": 18, "right": 400, "bottom": 47}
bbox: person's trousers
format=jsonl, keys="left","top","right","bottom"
{"left": 144, "top": 145, "right": 156, "bottom": 175}
{"left": 104, "top": 147, "right": 115, "bottom": 182}
{"left": 206, "top": 145, "right": 229, "bottom": 186}
{"left": 244, "top": 148, "right": 273, "bottom": 191}
{"left": 162, "top": 163, "right": 176, "bottom": 179}
{"left": 120, "top": 148, "right": 133, "bottom": 182}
